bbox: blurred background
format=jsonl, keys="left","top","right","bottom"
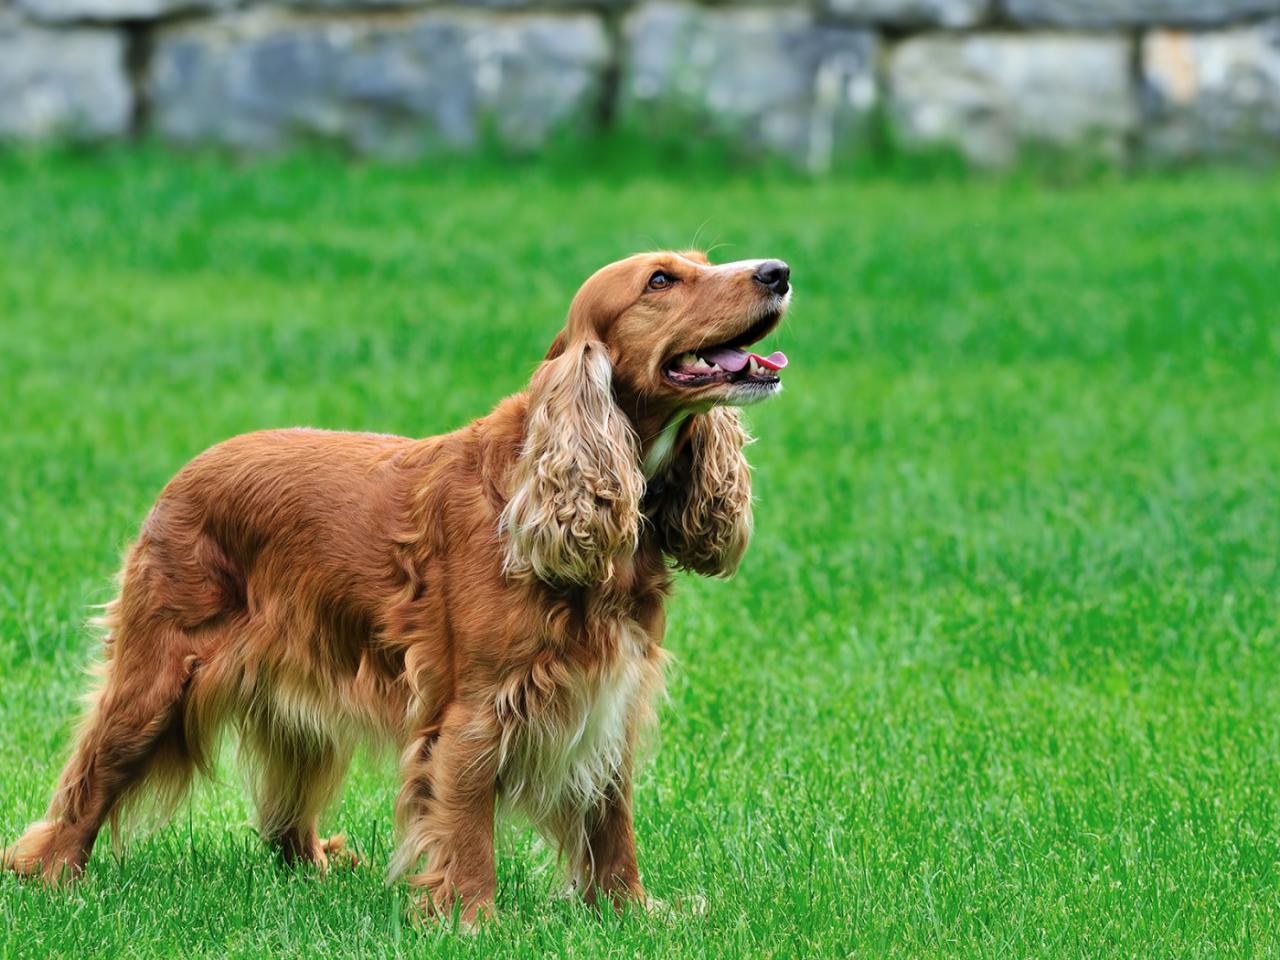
{"left": 4, "top": 2, "right": 1280, "bottom": 957}
{"left": 2, "top": 0, "right": 1279, "bottom": 169}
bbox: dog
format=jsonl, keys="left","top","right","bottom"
{"left": 2, "top": 250, "right": 791, "bottom": 920}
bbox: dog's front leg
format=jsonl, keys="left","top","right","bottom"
{"left": 579, "top": 776, "right": 646, "bottom": 910}
{"left": 396, "top": 702, "right": 499, "bottom": 926}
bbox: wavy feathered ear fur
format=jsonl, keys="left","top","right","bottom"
{"left": 501, "top": 340, "right": 644, "bottom": 586}
{"left": 655, "top": 407, "right": 754, "bottom": 577}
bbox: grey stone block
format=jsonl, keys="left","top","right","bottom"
{"left": 148, "top": 9, "right": 610, "bottom": 154}
{"left": 267, "top": 0, "right": 435, "bottom": 9}
{"left": 621, "top": 2, "right": 878, "bottom": 166}
{"left": 823, "top": 0, "right": 989, "bottom": 28}
{"left": 888, "top": 32, "right": 1137, "bottom": 165}
{"left": 0, "top": 11, "right": 131, "bottom": 140}
{"left": 1004, "top": 0, "right": 1280, "bottom": 28}
{"left": 1143, "top": 20, "right": 1280, "bottom": 157}
{"left": 446, "top": 0, "right": 634, "bottom": 6}
{"left": 16, "top": 0, "right": 233, "bottom": 25}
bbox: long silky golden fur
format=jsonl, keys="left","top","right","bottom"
{"left": 2, "top": 250, "right": 788, "bottom": 920}
{"left": 655, "top": 408, "right": 755, "bottom": 577}
{"left": 501, "top": 340, "right": 645, "bottom": 586}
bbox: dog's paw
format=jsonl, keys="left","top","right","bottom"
{"left": 2, "top": 821, "right": 81, "bottom": 885}
{"left": 410, "top": 891, "right": 495, "bottom": 933}
{"left": 318, "top": 833, "right": 360, "bottom": 871}
{"left": 279, "top": 830, "right": 361, "bottom": 874}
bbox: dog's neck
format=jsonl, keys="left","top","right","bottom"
{"left": 641, "top": 411, "right": 692, "bottom": 480}
{"left": 613, "top": 387, "right": 713, "bottom": 482}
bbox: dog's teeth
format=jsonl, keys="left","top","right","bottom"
{"left": 708, "top": 362, "right": 721, "bottom": 371}
{"left": 680, "top": 352, "right": 698, "bottom": 366}
{"left": 748, "top": 357, "right": 760, "bottom": 375}
{"left": 691, "top": 357, "right": 710, "bottom": 370}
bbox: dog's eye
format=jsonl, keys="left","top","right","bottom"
{"left": 647, "top": 270, "right": 676, "bottom": 291}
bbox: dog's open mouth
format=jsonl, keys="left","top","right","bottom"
{"left": 663, "top": 314, "right": 789, "bottom": 389}
{"left": 665, "top": 346, "right": 788, "bottom": 387}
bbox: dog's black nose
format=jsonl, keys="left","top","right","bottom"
{"left": 754, "top": 260, "right": 790, "bottom": 295}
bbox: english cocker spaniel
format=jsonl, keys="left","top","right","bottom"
{"left": 3, "top": 250, "right": 791, "bottom": 920}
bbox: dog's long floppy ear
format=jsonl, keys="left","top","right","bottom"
{"left": 501, "top": 339, "right": 643, "bottom": 586}
{"left": 654, "top": 407, "right": 754, "bottom": 577}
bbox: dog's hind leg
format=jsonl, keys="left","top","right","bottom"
{"left": 1, "top": 607, "right": 208, "bottom": 883}
{"left": 240, "top": 704, "right": 356, "bottom": 872}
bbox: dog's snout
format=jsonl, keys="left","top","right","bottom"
{"left": 753, "top": 260, "right": 790, "bottom": 296}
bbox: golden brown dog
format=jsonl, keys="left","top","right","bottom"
{"left": 2, "top": 250, "right": 791, "bottom": 920}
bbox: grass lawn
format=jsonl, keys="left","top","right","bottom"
{"left": 1, "top": 149, "right": 1279, "bottom": 958}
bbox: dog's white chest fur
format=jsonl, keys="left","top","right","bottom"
{"left": 496, "top": 624, "right": 657, "bottom": 825}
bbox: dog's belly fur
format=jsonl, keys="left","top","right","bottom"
{"left": 250, "top": 617, "right": 664, "bottom": 834}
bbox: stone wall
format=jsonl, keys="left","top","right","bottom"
{"left": 2, "top": 0, "right": 1278, "bottom": 166}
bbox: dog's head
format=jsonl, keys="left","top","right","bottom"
{"left": 502, "top": 251, "right": 789, "bottom": 586}
{"left": 550, "top": 250, "right": 791, "bottom": 417}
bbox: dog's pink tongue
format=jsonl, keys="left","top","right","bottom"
{"left": 701, "top": 347, "right": 751, "bottom": 372}
{"left": 755, "top": 351, "right": 788, "bottom": 371}
{"left": 701, "top": 347, "right": 789, "bottom": 372}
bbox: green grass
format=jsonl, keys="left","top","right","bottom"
{"left": 1, "top": 148, "right": 1279, "bottom": 958}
